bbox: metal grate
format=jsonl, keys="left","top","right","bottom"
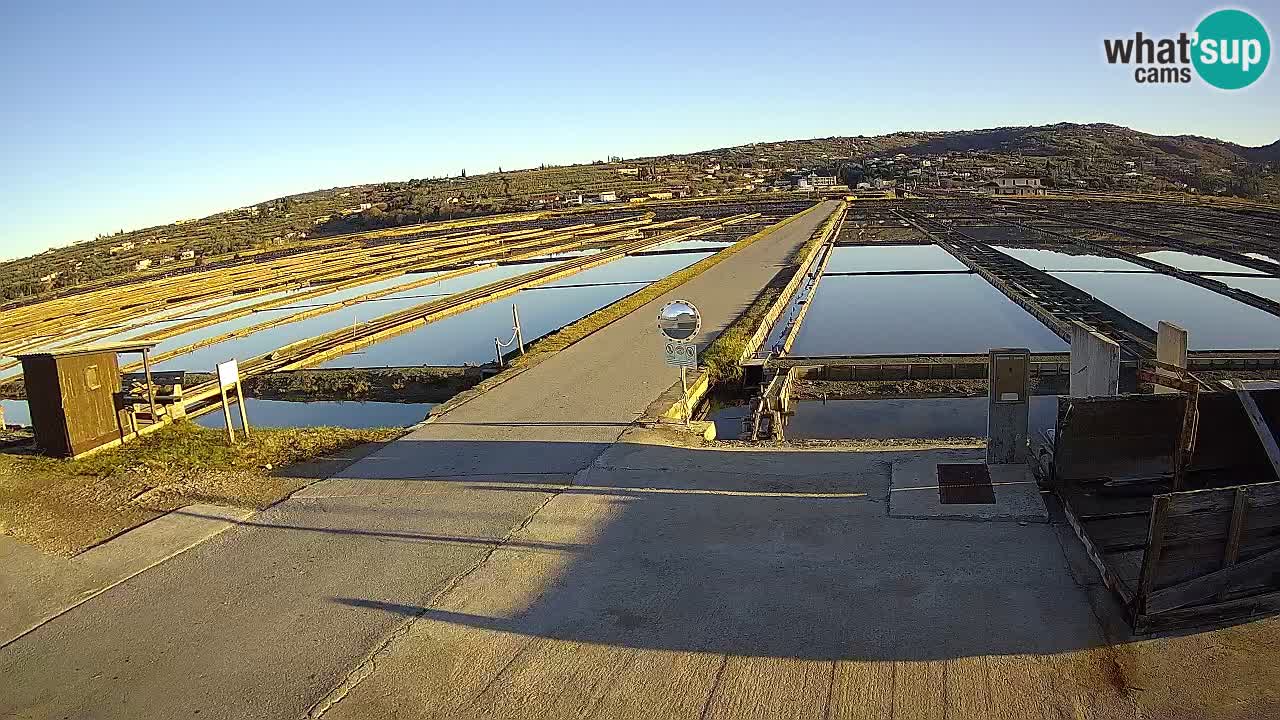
{"left": 937, "top": 464, "right": 996, "bottom": 504}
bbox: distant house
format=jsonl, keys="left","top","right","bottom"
{"left": 617, "top": 168, "right": 639, "bottom": 176}
{"left": 812, "top": 175, "right": 837, "bottom": 188}
{"left": 598, "top": 191, "right": 618, "bottom": 203}
{"left": 647, "top": 191, "right": 673, "bottom": 200}
{"left": 134, "top": 258, "right": 152, "bottom": 271}
{"left": 989, "top": 177, "right": 1044, "bottom": 196}
{"left": 180, "top": 250, "right": 196, "bottom": 260}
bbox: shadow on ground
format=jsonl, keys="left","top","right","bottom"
{"left": 219, "top": 435, "right": 1112, "bottom": 663}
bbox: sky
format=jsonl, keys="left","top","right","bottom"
{"left": 2, "top": 0, "right": 1278, "bottom": 259}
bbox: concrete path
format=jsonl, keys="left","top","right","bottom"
{"left": 341, "top": 200, "right": 841, "bottom": 479}
{"left": 0, "top": 201, "right": 840, "bottom": 720}
{"left": 0, "top": 504, "right": 252, "bottom": 646}
{"left": 317, "top": 438, "right": 1138, "bottom": 720}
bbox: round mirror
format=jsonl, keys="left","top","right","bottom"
{"left": 657, "top": 300, "right": 701, "bottom": 341}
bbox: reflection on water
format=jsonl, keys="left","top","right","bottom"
{"left": 647, "top": 239, "right": 733, "bottom": 253}
{"left": 1140, "top": 250, "right": 1265, "bottom": 276}
{"left": 153, "top": 265, "right": 534, "bottom": 372}
{"left": 707, "top": 404, "right": 751, "bottom": 440}
{"left": 194, "top": 399, "right": 432, "bottom": 430}
{"left": 992, "top": 246, "right": 1146, "bottom": 272}
{"left": 790, "top": 274, "right": 1067, "bottom": 355}
{"left": 824, "top": 245, "right": 965, "bottom": 273}
{"left": 319, "top": 252, "right": 711, "bottom": 368}
{"left": 1, "top": 399, "right": 31, "bottom": 426}
{"left": 1050, "top": 271, "right": 1280, "bottom": 350}
{"left": 1214, "top": 276, "right": 1280, "bottom": 304}
{"left": 785, "top": 395, "right": 1058, "bottom": 440}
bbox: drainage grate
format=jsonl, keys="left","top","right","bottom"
{"left": 937, "top": 464, "right": 996, "bottom": 504}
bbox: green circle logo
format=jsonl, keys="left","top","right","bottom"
{"left": 1193, "top": 9, "right": 1270, "bottom": 89}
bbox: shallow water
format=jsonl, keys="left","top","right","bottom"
{"left": 1213, "top": 276, "right": 1280, "bottom": 304}
{"left": 1, "top": 399, "right": 30, "bottom": 426}
{"left": 824, "top": 245, "right": 965, "bottom": 274}
{"left": 194, "top": 399, "right": 432, "bottom": 429}
{"left": 1140, "top": 250, "right": 1265, "bottom": 276}
{"left": 319, "top": 252, "right": 711, "bottom": 367}
{"left": 646, "top": 239, "right": 733, "bottom": 253}
{"left": 991, "top": 246, "right": 1147, "bottom": 272}
{"left": 1050, "top": 271, "right": 1280, "bottom": 350}
{"left": 151, "top": 264, "right": 535, "bottom": 372}
{"left": 789, "top": 274, "right": 1067, "bottom": 355}
{"left": 784, "top": 395, "right": 1059, "bottom": 440}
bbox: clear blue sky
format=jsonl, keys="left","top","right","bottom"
{"left": 2, "top": 1, "right": 1277, "bottom": 259}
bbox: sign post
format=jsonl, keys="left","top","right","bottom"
{"left": 215, "top": 359, "right": 250, "bottom": 443}
{"left": 657, "top": 300, "right": 702, "bottom": 426}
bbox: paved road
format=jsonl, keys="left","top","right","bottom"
{"left": 0, "top": 201, "right": 840, "bottom": 720}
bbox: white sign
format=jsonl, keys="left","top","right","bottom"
{"left": 664, "top": 340, "right": 697, "bottom": 368}
{"left": 657, "top": 300, "right": 701, "bottom": 341}
{"left": 216, "top": 359, "right": 240, "bottom": 389}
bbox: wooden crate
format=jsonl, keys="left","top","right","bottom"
{"left": 1051, "top": 390, "right": 1280, "bottom": 633}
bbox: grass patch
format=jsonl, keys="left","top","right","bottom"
{"left": 0, "top": 422, "right": 398, "bottom": 555}
{"left": 699, "top": 201, "right": 843, "bottom": 383}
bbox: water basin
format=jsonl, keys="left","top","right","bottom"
{"left": 789, "top": 274, "right": 1067, "bottom": 355}
{"left": 195, "top": 399, "right": 431, "bottom": 429}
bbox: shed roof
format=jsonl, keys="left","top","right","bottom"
{"left": 13, "top": 341, "right": 159, "bottom": 360}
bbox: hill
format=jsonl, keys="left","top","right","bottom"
{"left": 3, "top": 122, "right": 1277, "bottom": 307}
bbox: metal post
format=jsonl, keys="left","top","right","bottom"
{"left": 220, "top": 385, "right": 236, "bottom": 444}
{"left": 141, "top": 348, "right": 159, "bottom": 423}
{"left": 235, "top": 379, "right": 251, "bottom": 438}
{"left": 680, "top": 365, "right": 689, "bottom": 426}
{"left": 513, "top": 304, "right": 525, "bottom": 355}
{"left": 495, "top": 338, "right": 504, "bottom": 368}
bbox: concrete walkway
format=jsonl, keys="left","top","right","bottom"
{"left": 317, "top": 438, "right": 1139, "bottom": 720}
{"left": 0, "top": 201, "right": 840, "bottom": 720}
{"left": 0, "top": 504, "right": 252, "bottom": 645}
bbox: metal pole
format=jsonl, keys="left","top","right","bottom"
{"left": 513, "top": 304, "right": 525, "bottom": 355}
{"left": 495, "top": 338, "right": 504, "bottom": 368}
{"left": 220, "top": 385, "right": 236, "bottom": 444}
{"left": 141, "top": 349, "right": 159, "bottom": 423}
{"left": 235, "top": 379, "right": 251, "bottom": 438}
{"left": 680, "top": 365, "right": 689, "bottom": 426}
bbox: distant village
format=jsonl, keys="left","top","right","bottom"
{"left": 8, "top": 129, "right": 1265, "bottom": 303}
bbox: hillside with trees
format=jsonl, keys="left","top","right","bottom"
{"left": 3, "top": 123, "right": 1277, "bottom": 308}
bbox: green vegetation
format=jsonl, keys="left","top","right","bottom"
{"left": 509, "top": 204, "right": 826, "bottom": 370}
{"left": 0, "top": 422, "right": 398, "bottom": 555}
{"left": 700, "top": 203, "right": 840, "bottom": 383}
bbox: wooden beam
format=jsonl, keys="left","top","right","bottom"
{"left": 1136, "top": 495, "right": 1171, "bottom": 614}
{"left": 1219, "top": 487, "right": 1250, "bottom": 601}
{"left": 1234, "top": 380, "right": 1280, "bottom": 482}
{"left": 1147, "top": 545, "right": 1280, "bottom": 614}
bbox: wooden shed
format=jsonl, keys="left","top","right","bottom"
{"left": 14, "top": 342, "right": 158, "bottom": 458}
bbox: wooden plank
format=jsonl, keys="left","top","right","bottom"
{"left": 1145, "top": 545, "right": 1280, "bottom": 613}
{"left": 1222, "top": 487, "right": 1250, "bottom": 571}
{"left": 1219, "top": 487, "right": 1251, "bottom": 603}
{"left": 1234, "top": 380, "right": 1280, "bottom": 482}
{"left": 1060, "top": 497, "right": 1137, "bottom": 604}
{"left": 1136, "top": 495, "right": 1171, "bottom": 613}
{"left": 1161, "top": 479, "right": 1280, "bottom": 516}
{"left": 1138, "top": 589, "right": 1280, "bottom": 634}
